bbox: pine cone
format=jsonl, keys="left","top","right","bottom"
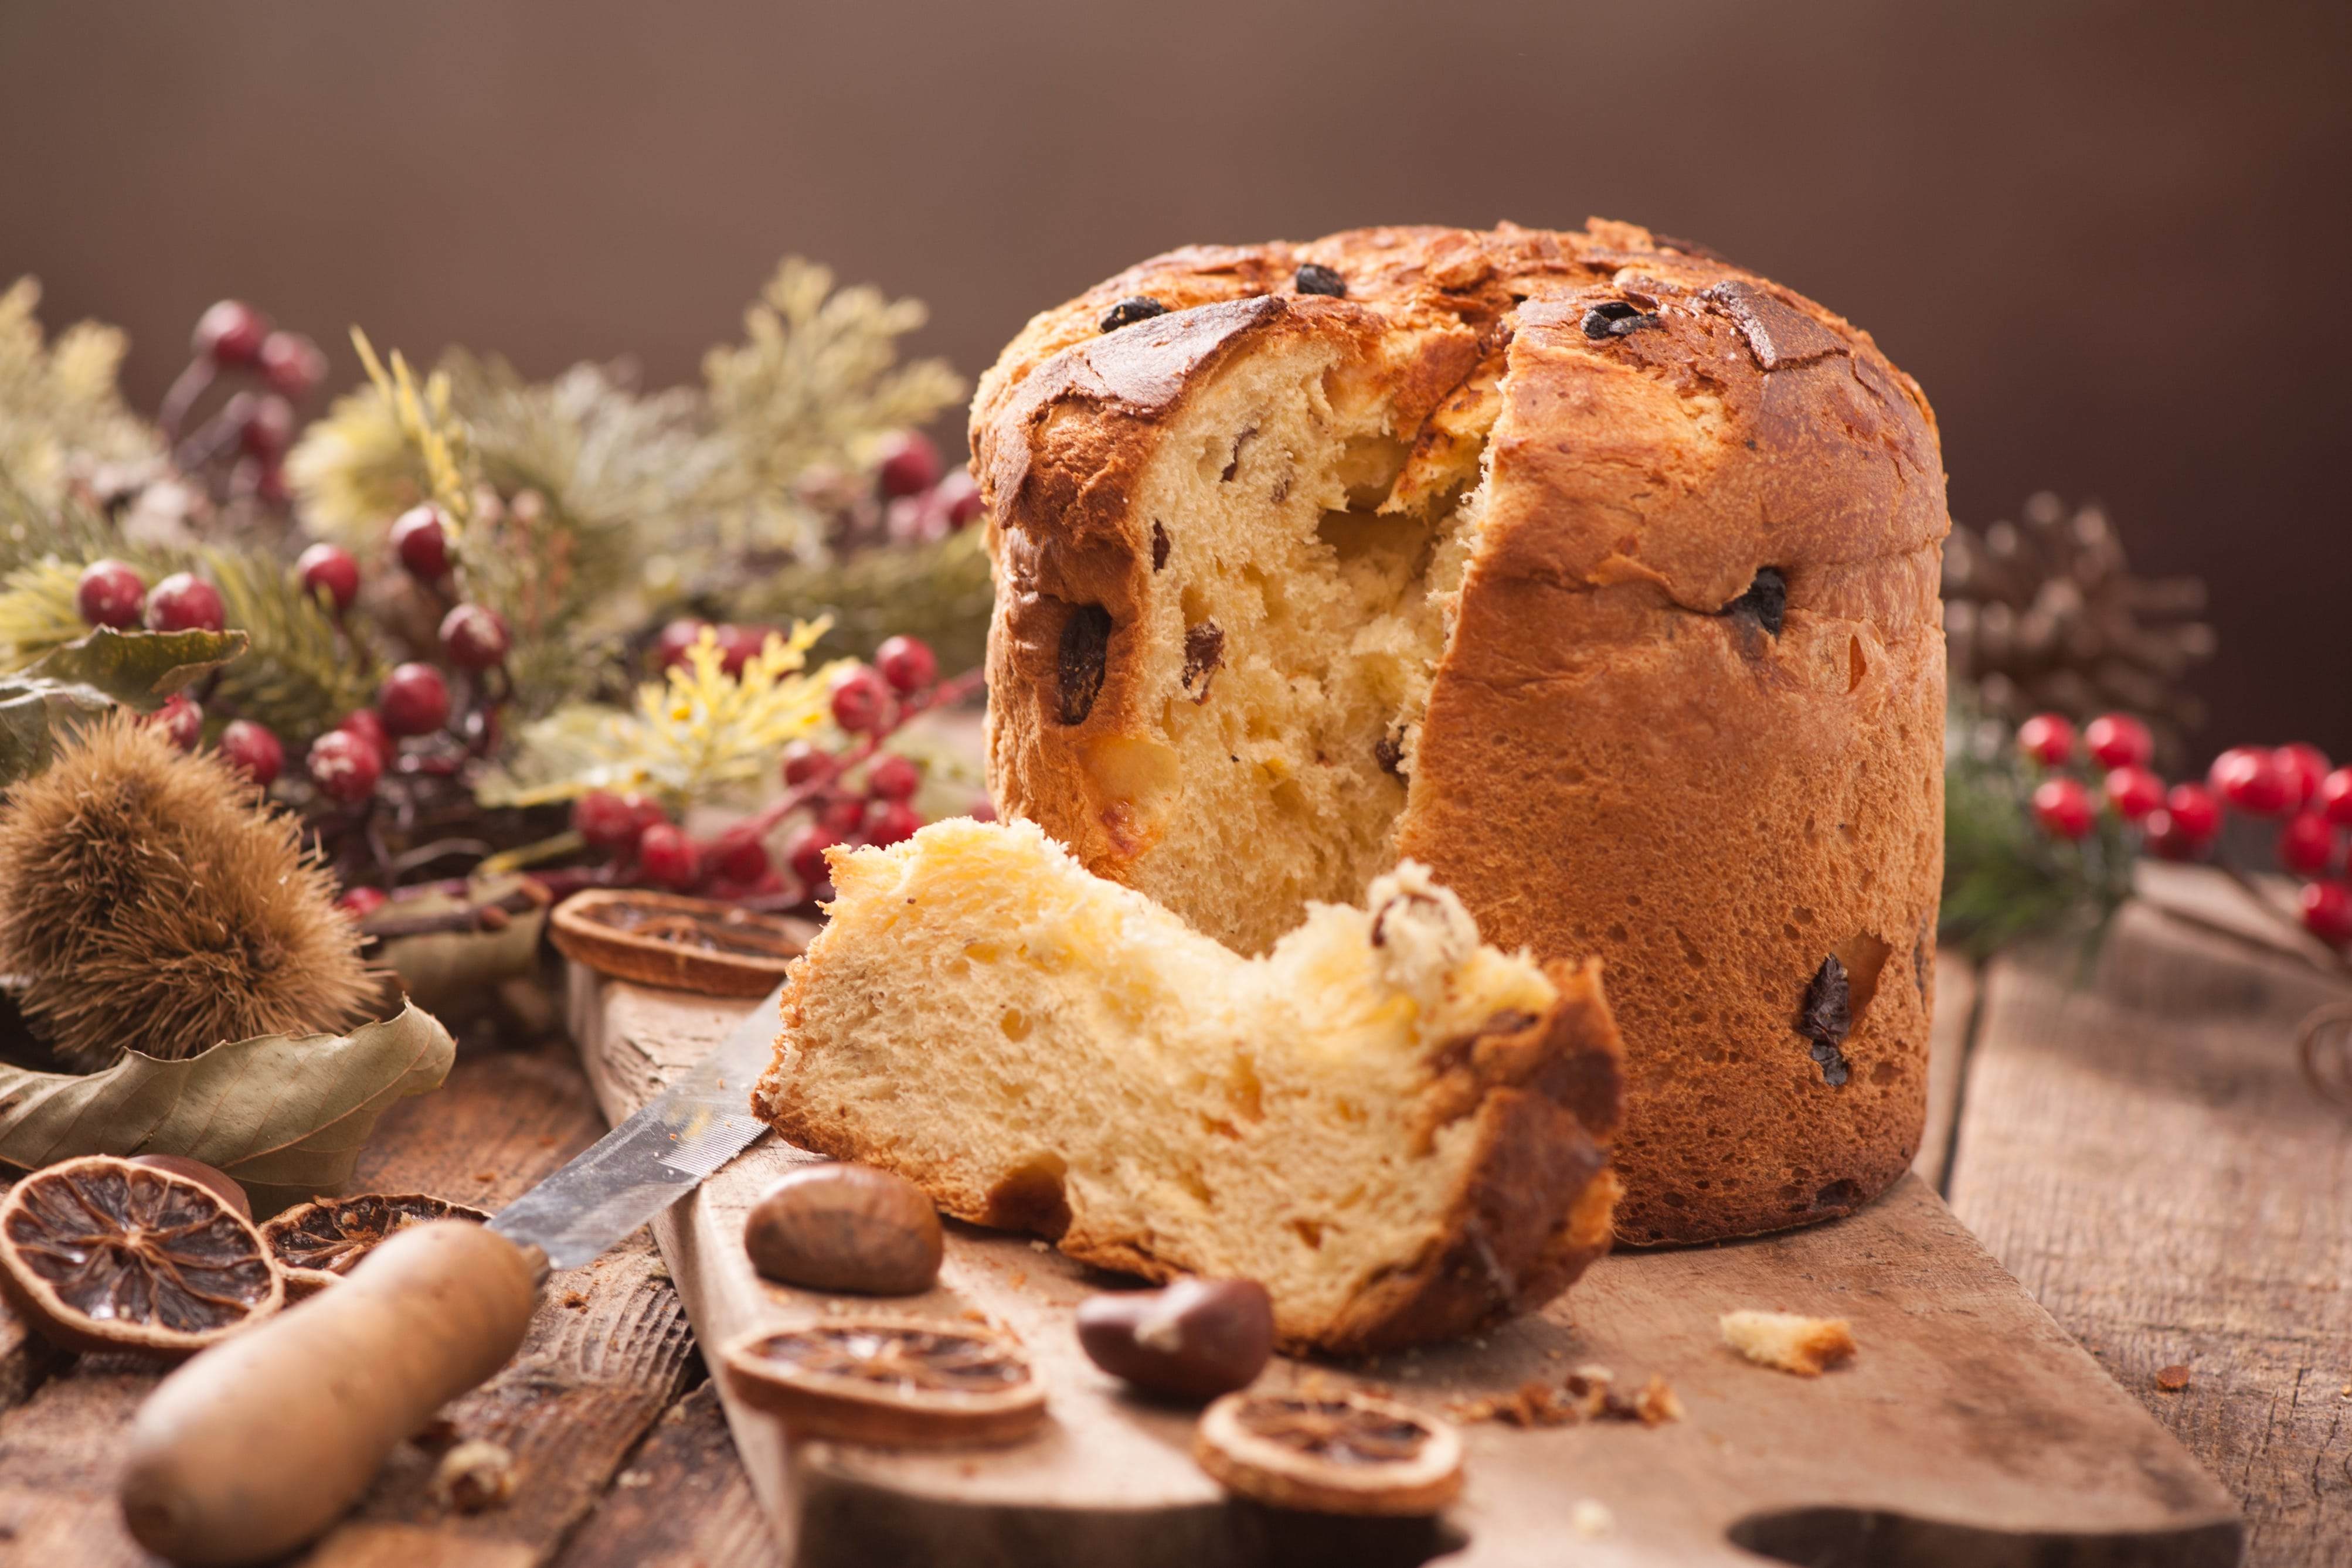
{"left": 1942, "top": 492, "right": 2215, "bottom": 757}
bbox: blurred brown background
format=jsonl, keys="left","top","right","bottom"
{"left": 2, "top": 1, "right": 2346, "bottom": 760}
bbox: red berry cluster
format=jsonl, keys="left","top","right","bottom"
{"left": 564, "top": 634, "right": 984, "bottom": 907}
{"left": 99, "top": 498, "right": 513, "bottom": 812}
{"left": 873, "top": 431, "right": 984, "bottom": 546}
{"left": 162, "top": 300, "right": 329, "bottom": 509}
{"left": 2018, "top": 712, "right": 2352, "bottom": 947}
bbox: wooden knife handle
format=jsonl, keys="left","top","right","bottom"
{"left": 120, "top": 1219, "right": 544, "bottom": 1567}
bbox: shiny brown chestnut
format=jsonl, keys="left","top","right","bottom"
{"left": 1075, "top": 1277, "right": 1274, "bottom": 1400}
{"left": 743, "top": 1163, "right": 943, "bottom": 1295}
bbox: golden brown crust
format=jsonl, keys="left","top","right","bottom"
{"left": 760, "top": 954, "right": 1626, "bottom": 1355}
{"left": 974, "top": 220, "right": 1948, "bottom": 1246}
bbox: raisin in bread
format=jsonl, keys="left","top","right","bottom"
{"left": 750, "top": 818, "right": 1623, "bottom": 1353}
{"left": 972, "top": 220, "right": 1947, "bottom": 1245}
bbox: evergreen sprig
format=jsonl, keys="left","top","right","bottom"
{"left": 204, "top": 547, "right": 380, "bottom": 744}
{"left": 700, "top": 258, "right": 966, "bottom": 554}
{"left": 0, "top": 278, "right": 159, "bottom": 513}
{"left": 1940, "top": 707, "right": 2136, "bottom": 960}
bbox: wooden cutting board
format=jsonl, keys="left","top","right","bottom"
{"left": 564, "top": 966, "right": 2243, "bottom": 1568}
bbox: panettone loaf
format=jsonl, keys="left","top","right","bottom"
{"left": 751, "top": 818, "right": 1625, "bottom": 1353}
{"left": 972, "top": 220, "right": 1947, "bottom": 1243}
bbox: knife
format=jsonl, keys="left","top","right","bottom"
{"left": 118, "top": 982, "right": 787, "bottom": 1568}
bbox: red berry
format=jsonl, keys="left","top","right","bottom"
{"left": 828, "top": 665, "right": 892, "bottom": 734}
{"left": 638, "top": 824, "right": 702, "bottom": 890}
{"left": 217, "top": 720, "right": 284, "bottom": 786}
{"left": 933, "top": 470, "right": 983, "bottom": 530}
{"left": 574, "top": 791, "right": 664, "bottom": 855}
{"left": 784, "top": 824, "right": 841, "bottom": 886}
{"left": 2210, "top": 746, "right": 2289, "bottom": 817}
{"left": 2016, "top": 713, "right": 2076, "bottom": 768}
{"left": 2300, "top": 881, "right": 2352, "bottom": 948}
{"left": 875, "top": 430, "right": 941, "bottom": 499}
{"left": 862, "top": 800, "right": 923, "bottom": 848}
{"left": 2083, "top": 713, "right": 2153, "bottom": 770}
{"left": 297, "top": 542, "right": 361, "bottom": 612}
{"left": 2164, "top": 783, "right": 2222, "bottom": 844}
{"left": 75, "top": 559, "right": 146, "bottom": 628}
{"left": 308, "top": 729, "right": 383, "bottom": 803}
{"left": 874, "top": 635, "right": 937, "bottom": 695}
{"left": 866, "top": 753, "right": 922, "bottom": 802}
{"left": 2142, "top": 809, "right": 2201, "bottom": 862}
{"left": 377, "top": 662, "right": 451, "bottom": 736}
{"left": 145, "top": 572, "right": 226, "bottom": 633}
{"left": 439, "top": 603, "right": 511, "bottom": 670}
{"left": 2030, "top": 777, "right": 2096, "bottom": 840}
{"left": 253, "top": 461, "right": 290, "bottom": 509}
{"left": 715, "top": 624, "right": 772, "bottom": 677}
{"left": 237, "top": 393, "right": 297, "bottom": 461}
{"left": 820, "top": 797, "right": 867, "bottom": 836}
{"left": 335, "top": 886, "right": 389, "bottom": 920}
{"left": 2103, "top": 766, "right": 2164, "bottom": 822}
{"left": 969, "top": 797, "right": 998, "bottom": 823}
{"left": 2321, "top": 768, "right": 2352, "bottom": 829}
{"left": 337, "top": 708, "right": 392, "bottom": 762}
{"left": 192, "top": 300, "right": 270, "bottom": 366}
{"left": 781, "top": 740, "right": 831, "bottom": 787}
{"left": 708, "top": 828, "right": 771, "bottom": 885}
{"left": 258, "top": 331, "right": 327, "bottom": 399}
{"left": 2279, "top": 812, "right": 2337, "bottom": 877}
{"left": 2275, "top": 744, "right": 2331, "bottom": 812}
{"left": 657, "top": 618, "right": 712, "bottom": 669}
{"left": 149, "top": 693, "right": 203, "bottom": 751}
{"left": 390, "top": 505, "right": 453, "bottom": 580}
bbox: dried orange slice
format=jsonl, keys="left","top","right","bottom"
{"left": 0, "top": 1154, "right": 283, "bottom": 1358}
{"left": 721, "top": 1316, "right": 1046, "bottom": 1446}
{"left": 1195, "top": 1389, "right": 1464, "bottom": 1515}
{"left": 260, "top": 1193, "right": 490, "bottom": 1298}
{"left": 551, "top": 889, "right": 815, "bottom": 997}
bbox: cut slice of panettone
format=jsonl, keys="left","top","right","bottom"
{"left": 751, "top": 817, "right": 1624, "bottom": 1353}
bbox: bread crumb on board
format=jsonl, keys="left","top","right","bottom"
{"left": 1720, "top": 1309, "right": 1858, "bottom": 1376}
{"left": 1450, "top": 1367, "right": 1681, "bottom": 1427}
{"left": 2154, "top": 1363, "right": 2193, "bottom": 1392}
{"left": 1570, "top": 1499, "right": 1615, "bottom": 1538}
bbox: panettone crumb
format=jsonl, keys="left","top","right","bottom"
{"left": 1569, "top": 1499, "right": 1615, "bottom": 1538}
{"left": 1720, "top": 1309, "right": 1858, "bottom": 1376}
{"left": 431, "top": 1440, "right": 517, "bottom": 1513}
{"left": 1452, "top": 1367, "right": 1680, "bottom": 1427}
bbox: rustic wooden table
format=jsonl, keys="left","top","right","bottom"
{"left": 0, "top": 860, "right": 2343, "bottom": 1566}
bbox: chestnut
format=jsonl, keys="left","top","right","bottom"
{"left": 1076, "top": 1277, "right": 1273, "bottom": 1400}
{"left": 743, "top": 1163, "right": 943, "bottom": 1295}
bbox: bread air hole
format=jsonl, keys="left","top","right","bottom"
{"left": 1106, "top": 341, "right": 1501, "bottom": 954}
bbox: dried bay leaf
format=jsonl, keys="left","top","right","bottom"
{"left": 371, "top": 876, "right": 549, "bottom": 1023}
{"left": 21, "top": 624, "right": 249, "bottom": 704}
{"left": 0, "top": 625, "right": 249, "bottom": 789}
{"left": 0, "top": 1001, "right": 454, "bottom": 1216}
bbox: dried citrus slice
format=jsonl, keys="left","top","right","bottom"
{"left": 0, "top": 1154, "right": 283, "bottom": 1358}
{"left": 720, "top": 1316, "right": 1046, "bottom": 1446}
{"left": 551, "top": 889, "right": 815, "bottom": 997}
{"left": 260, "top": 1193, "right": 490, "bottom": 1298}
{"left": 1195, "top": 1389, "right": 1464, "bottom": 1515}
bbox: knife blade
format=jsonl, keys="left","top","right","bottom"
{"left": 118, "top": 981, "right": 788, "bottom": 1568}
{"left": 489, "top": 980, "right": 782, "bottom": 1266}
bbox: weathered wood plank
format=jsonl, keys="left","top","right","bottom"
{"left": 552, "top": 1382, "right": 780, "bottom": 1568}
{"left": 1949, "top": 890, "right": 2352, "bottom": 1568}
{"left": 0, "top": 1040, "right": 708, "bottom": 1566}
{"left": 578, "top": 967, "right": 2240, "bottom": 1568}
{"left": 1913, "top": 954, "right": 1978, "bottom": 1191}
